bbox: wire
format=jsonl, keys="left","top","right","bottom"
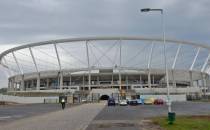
{"left": 36, "top": 48, "right": 79, "bottom": 68}
{"left": 91, "top": 41, "right": 118, "bottom": 66}
{"left": 89, "top": 43, "right": 101, "bottom": 67}
{"left": 58, "top": 45, "right": 87, "bottom": 66}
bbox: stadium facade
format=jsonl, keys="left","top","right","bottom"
{"left": 0, "top": 36, "right": 210, "bottom": 96}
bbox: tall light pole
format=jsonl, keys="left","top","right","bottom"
{"left": 141, "top": 8, "right": 171, "bottom": 113}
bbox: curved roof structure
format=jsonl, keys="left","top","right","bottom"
{"left": 0, "top": 36, "right": 210, "bottom": 75}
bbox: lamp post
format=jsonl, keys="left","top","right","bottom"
{"left": 141, "top": 8, "right": 171, "bottom": 113}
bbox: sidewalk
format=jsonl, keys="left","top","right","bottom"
{"left": 0, "top": 103, "right": 105, "bottom": 130}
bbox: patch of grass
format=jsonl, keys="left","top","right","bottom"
{"left": 153, "top": 116, "right": 210, "bottom": 130}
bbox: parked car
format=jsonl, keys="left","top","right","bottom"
{"left": 119, "top": 100, "right": 128, "bottom": 106}
{"left": 136, "top": 98, "right": 144, "bottom": 104}
{"left": 128, "top": 99, "right": 138, "bottom": 106}
{"left": 144, "top": 98, "right": 154, "bottom": 105}
{"left": 107, "top": 98, "right": 116, "bottom": 106}
{"left": 115, "top": 99, "right": 119, "bottom": 105}
{"left": 81, "top": 99, "right": 87, "bottom": 103}
{"left": 154, "top": 99, "right": 164, "bottom": 105}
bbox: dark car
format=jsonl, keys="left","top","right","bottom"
{"left": 108, "top": 98, "right": 116, "bottom": 106}
{"left": 127, "top": 99, "right": 138, "bottom": 106}
{"left": 154, "top": 99, "right": 164, "bottom": 105}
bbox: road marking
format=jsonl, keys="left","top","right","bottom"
{"left": 13, "top": 115, "right": 24, "bottom": 118}
{"left": 0, "top": 116, "right": 11, "bottom": 120}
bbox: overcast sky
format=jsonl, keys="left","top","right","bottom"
{"left": 0, "top": 0, "right": 210, "bottom": 87}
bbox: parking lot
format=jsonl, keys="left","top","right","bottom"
{"left": 86, "top": 101, "right": 210, "bottom": 130}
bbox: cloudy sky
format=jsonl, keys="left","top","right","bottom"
{"left": 0, "top": 0, "right": 210, "bottom": 87}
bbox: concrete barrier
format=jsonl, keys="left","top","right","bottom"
{"left": 0, "top": 94, "right": 58, "bottom": 104}
{"left": 44, "top": 98, "right": 59, "bottom": 104}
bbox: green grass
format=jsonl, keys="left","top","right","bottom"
{"left": 153, "top": 116, "right": 210, "bottom": 130}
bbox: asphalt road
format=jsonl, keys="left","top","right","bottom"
{"left": 0, "top": 103, "right": 71, "bottom": 125}
{"left": 0, "top": 102, "right": 210, "bottom": 130}
{"left": 86, "top": 101, "right": 210, "bottom": 130}
{"left": 95, "top": 101, "right": 210, "bottom": 120}
{"left": 0, "top": 103, "right": 105, "bottom": 130}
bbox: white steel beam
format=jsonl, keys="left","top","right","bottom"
{"left": 2, "top": 57, "right": 6, "bottom": 65}
{"left": 190, "top": 47, "right": 200, "bottom": 71}
{"left": 172, "top": 44, "right": 181, "bottom": 69}
{"left": 119, "top": 39, "right": 122, "bottom": 90}
{"left": 147, "top": 42, "right": 154, "bottom": 69}
{"left": 201, "top": 53, "right": 210, "bottom": 72}
{"left": 147, "top": 42, "right": 154, "bottom": 88}
{"left": 54, "top": 43, "right": 61, "bottom": 70}
{"left": 86, "top": 41, "right": 91, "bottom": 90}
{"left": 12, "top": 52, "right": 23, "bottom": 74}
{"left": 29, "top": 47, "right": 38, "bottom": 72}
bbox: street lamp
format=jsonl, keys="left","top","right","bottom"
{"left": 141, "top": 8, "right": 171, "bottom": 113}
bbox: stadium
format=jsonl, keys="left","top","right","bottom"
{"left": 0, "top": 36, "right": 210, "bottom": 99}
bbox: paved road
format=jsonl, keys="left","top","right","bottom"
{"left": 0, "top": 103, "right": 68, "bottom": 125}
{"left": 0, "top": 102, "right": 210, "bottom": 130}
{"left": 94, "top": 101, "right": 210, "bottom": 120}
{"left": 86, "top": 101, "right": 210, "bottom": 130}
{"left": 0, "top": 103, "right": 105, "bottom": 130}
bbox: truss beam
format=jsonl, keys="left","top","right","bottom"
{"left": 190, "top": 47, "right": 200, "bottom": 71}
{"left": 29, "top": 47, "right": 38, "bottom": 72}
{"left": 201, "top": 53, "right": 210, "bottom": 72}
{"left": 172, "top": 44, "right": 181, "bottom": 69}
{"left": 54, "top": 43, "right": 61, "bottom": 70}
{"left": 12, "top": 52, "right": 23, "bottom": 74}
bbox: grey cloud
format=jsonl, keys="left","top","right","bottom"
{"left": 0, "top": 0, "right": 210, "bottom": 87}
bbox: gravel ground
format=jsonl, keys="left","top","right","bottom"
{"left": 0, "top": 103, "right": 105, "bottom": 130}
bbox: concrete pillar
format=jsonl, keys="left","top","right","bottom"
{"left": 172, "top": 70, "right": 176, "bottom": 88}
{"left": 202, "top": 73, "right": 207, "bottom": 96}
{"left": 36, "top": 73, "right": 40, "bottom": 90}
{"left": 111, "top": 74, "right": 113, "bottom": 86}
{"left": 152, "top": 75, "right": 155, "bottom": 84}
{"left": 196, "top": 80, "right": 199, "bottom": 87}
{"left": 189, "top": 71, "right": 193, "bottom": 87}
{"left": 88, "top": 73, "right": 91, "bottom": 90}
{"left": 148, "top": 70, "right": 151, "bottom": 88}
{"left": 119, "top": 71, "right": 122, "bottom": 90}
{"left": 11, "top": 79, "right": 15, "bottom": 91}
{"left": 126, "top": 75, "right": 128, "bottom": 90}
{"left": 139, "top": 74, "right": 142, "bottom": 84}
{"left": 97, "top": 75, "right": 100, "bottom": 85}
{"left": 14, "top": 82, "right": 17, "bottom": 91}
{"left": 69, "top": 73, "right": 71, "bottom": 86}
{"left": 46, "top": 78, "right": 49, "bottom": 89}
{"left": 60, "top": 72, "right": 63, "bottom": 90}
{"left": 31, "top": 80, "right": 33, "bottom": 88}
{"left": 20, "top": 75, "right": 24, "bottom": 91}
{"left": 8, "top": 79, "right": 11, "bottom": 91}
{"left": 83, "top": 74, "right": 85, "bottom": 87}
